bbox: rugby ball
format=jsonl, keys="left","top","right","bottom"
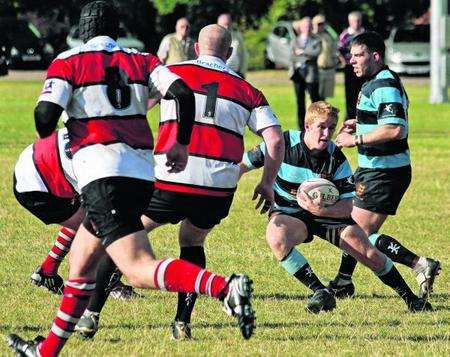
{"left": 297, "top": 178, "right": 339, "bottom": 207}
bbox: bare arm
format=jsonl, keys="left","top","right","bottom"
{"left": 336, "top": 124, "right": 406, "bottom": 148}
{"left": 251, "top": 125, "right": 284, "bottom": 213}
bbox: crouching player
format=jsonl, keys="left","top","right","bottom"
{"left": 13, "top": 128, "right": 82, "bottom": 294}
{"left": 14, "top": 128, "right": 138, "bottom": 299}
{"left": 240, "top": 101, "right": 432, "bottom": 313}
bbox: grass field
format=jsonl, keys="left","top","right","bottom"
{"left": 0, "top": 71, "right": 449, "bottom": 356}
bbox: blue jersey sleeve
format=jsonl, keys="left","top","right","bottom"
{"left": 242, "top": 141, "right": 266, "bottom": 169}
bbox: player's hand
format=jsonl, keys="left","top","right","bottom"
{"left": 338, "top": 119, "right": 357, "bottom": 134}
{"left": 335, "top": 132, "right": 356, "bottom": 148}
{"left": 252, "top": 181, "right": 274, "bottom": 214}
{"left": 165, "top": 142, "right": 188, "bottom": 173}
{"left": 297, "top": 191, "right": 326, "bottom": 215}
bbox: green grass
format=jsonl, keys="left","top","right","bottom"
{"left": 0, "top": 72, "right": 449, "bottom": 356}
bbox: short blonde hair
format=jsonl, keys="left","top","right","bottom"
{"left": 305, "top": 101, "right": 339, "bottom": 125}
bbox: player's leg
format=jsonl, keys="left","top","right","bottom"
{"left": 76, "top": 215, "right": 164, "bottom": 339}
{"left": 105, "top": 230, "right": 255, "bottom": 339}
{"left": 353, "top": 206, "right": 441, "bottom": 298}
{"left": 7, "top": 223, "right": 105, "bottom": 357}
{"left": 170, "top": 193, "right": 233, "bottom": 339}
{"left": 171, "top": 219, "right": 210, "bottom": 340}
{"left": 338, "top": 224, "right": 432, "bottom": 312}
{"left": 266, "top": 213, "right": 335, "bottom": 313}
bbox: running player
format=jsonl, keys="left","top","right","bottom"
{"left": 75, "top": 23, "right": 284, "bottom": 341}
{"left": 6, "top": 2, "right": 255, "bottom": 356}
{"left": 241, "top": 101, "right": 432, "bottom": 313}
{"left": 334, "top": 31, "right": 440, "bottom": 299}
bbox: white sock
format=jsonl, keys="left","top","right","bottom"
{"left": 413, "top": 257, "right": 427, "bottom": 274}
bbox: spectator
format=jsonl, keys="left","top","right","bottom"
{"left": 312, "top": 14, "right": 338, "bottom": 99}
{"left": 217, "top": 13, "right": 248, "bottom": 78}
{"left": 157, "top": 17, "right": 196, "bottom": 64}
{"left": 338, "top": 11, "right": 366, "bottom": 119}
{"left": 289, "top": 17, "right": 322, "bottom": 130}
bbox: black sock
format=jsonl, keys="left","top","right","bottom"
{"left": 377, "top": 265, "right": 417, "bottom": 304}
{"left": 88, "top": 255, "right": 119, "bottom": 313}
{"left": 336, "top": 252, "right": 358, "bottom": 281}
{"left": 293, "top": 264, "right": 326, "bottom": 292}
{"left": 375, "top": 234, "right": 419, "bottom": 268}
{"left": 176, "top": 246, "right": 206, "bottom": 323}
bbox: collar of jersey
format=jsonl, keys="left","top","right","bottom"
{"left": 85, "top": 36, "right": 118, "bottom": 49}
{"left": 195, "top": 55, "right": 228, "bottom": 71}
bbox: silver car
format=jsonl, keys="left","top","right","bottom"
{"left": 66, "top": 24, "right": 145, "bottom": 51}
{"left": 385, "top": 24, "right": 430, "bottom": 75}
{"left": 265, "top": 21, "right": 338, "bottom": 69}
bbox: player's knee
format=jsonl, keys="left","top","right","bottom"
{"left": 266, "top": 233, "right": 288, "bottom": 258}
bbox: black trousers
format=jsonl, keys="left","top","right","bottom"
{"left": 292, "top": 76, "right": 321, "bottom": 130}
{"left": 344, "top": 64, "right": 365, "bottom": 119}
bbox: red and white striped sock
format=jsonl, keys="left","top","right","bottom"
{"left": 40, "top": 227, "right": 75, "bottom": 276}
{"left": 153, "top": 259, "right": 228, "bottom": 298}
{"left": 38, "top": 278, "right": 95, "bottom": 357}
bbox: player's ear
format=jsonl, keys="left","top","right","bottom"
{"left": 226, "top": 46, "right": 233, "bottom": 60}
{"left": 194, "top": 42, "right": 200, "bottom": 56}
{"left": 373, "top": 51, "right": 381, "bottom": 62}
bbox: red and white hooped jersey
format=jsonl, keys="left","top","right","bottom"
{"left": 154, "top": 55, "right": 280, "bottom": 197}
{"left": 14, "top": 128, "right": 77, "bottom": 197}
{"left": 37, "top": 36, "right": 179, "bottom": 189}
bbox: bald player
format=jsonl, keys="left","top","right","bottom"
{"left": 75, "top": 24, "right": 284, "bottom": 341}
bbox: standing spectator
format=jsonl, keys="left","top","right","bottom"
{"left": 338, "top": 11, "right": 366, "bottom": 119}
{"left": 217, "top": 13, "right": 248, "bottom": 78}
{"left": 289, "top": 17, "right": 322, "bottom": 130}
{"left": 313, "top": 14, "right": 338, "bottom": 100}
{"left": 157, "top": 17, "right": 196, "bottom": 64}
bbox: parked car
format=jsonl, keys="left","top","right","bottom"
{"left": 0, "top": 18, "right": 54, "bottom": 69}
{"left": 264, "top": 20, "right": 338, "bottom": 69}
{"left": 385, "top": 24, "right": 430, "bottom": 75}
{"left": 66, "top": 24, "right": 145, "bottom": 51}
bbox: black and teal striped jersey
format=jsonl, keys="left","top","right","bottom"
{"left": 356, "top": 66, "right": 410, "bottom": 169}
{"left": 242, "top": 130, "right": 354, "bottom": 215}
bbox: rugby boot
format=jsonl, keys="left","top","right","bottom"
{"left": 408, "top": 297, "right": 433, "bottom": 312}
{"left": 30, "top": 266, "right": 64, "bottom": 294}
{"left": 109, "top": 281, "right": 142, "bottom": 300}
{"left": 327, "top": 277, "right": 355, "bottom": 299}
{"left": 171, "top": 320, "right": 192, "bottom": 340}
{"left": 75, "top": 310, "right": 99, "bottom": 339}
{"left": 222, "top": 274, "right": 255, "bottom": 340}
{"left": 415, "top": 258, "right": 441, "bottom": 299}
{"left": 6, "top": 334, "right": 44, "bottom": 357}
{"left": 306, "top": 288, "right": 336, "bottom": 313}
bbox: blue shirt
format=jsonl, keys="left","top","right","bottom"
{"left": 243, "top": 130, "right": 354, "bottom": 216}
{"left": 356, "top": 67, "right": 410, "bottom": 169}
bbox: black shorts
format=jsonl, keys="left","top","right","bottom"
{"left": 270, "top": 210, "right": 355, "bottom": 247}
{"left": 13, "top": 188, "right": 80, "bottom": 225}
{"left": 144, "top": 189, "right": 234, "bottom": 230}
{"left": 81, "top": 177, "right": 154, "bottom": 247}
{"left": 353, "top": 165, "right": 411, "bottom": 215}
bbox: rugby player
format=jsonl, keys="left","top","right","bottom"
{"left": 241, "top": 101, "right": 432, "bottom": 313}
{"left": 14, "top": 128, "right": 81, "bottom": 294}
{"left": 14, "top": 128, "right": 139, "bottom": 299}
{"left": 334, "top": 31, "right": 440, "bottom": 299}
{"left": 75, "top": 23, "right": 284, "bottom": 340}
{"left": 7, "top": 2, "right": 255, "bottom": 356}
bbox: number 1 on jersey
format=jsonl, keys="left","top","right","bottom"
{"left": 202, "top": 82, "right": 219, "bottom": 119}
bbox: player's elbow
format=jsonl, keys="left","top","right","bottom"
{"left": 34, "top": 101, "right": 63, "bottom": 138}
{"left": 390, "top": 125, "right": 406, "bottom": 140}
{"left": 264, "top": 126, "right": 285, "bottom": 158}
